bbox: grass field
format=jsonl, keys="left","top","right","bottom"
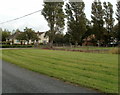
{"left": 1, "top": 49, "right": 118, "bottom": 93}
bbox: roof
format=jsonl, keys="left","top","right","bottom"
{"left": 35, "top": 32, "right": 45, "bottom": 35}
{"left": 6, "top": 32, "right": 21, "bottom": 39}
{"left": 83, "top": 34, "right": 96, "bottom": 41}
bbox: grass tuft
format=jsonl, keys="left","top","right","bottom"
{"left": 109, "top": 47, "right": 120, "bottom": 54}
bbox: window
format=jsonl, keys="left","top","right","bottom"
{"left": 16, "top": 40, "right": 20, "bottom": 42}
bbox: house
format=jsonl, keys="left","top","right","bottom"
{"left": 6, "top": 31, "right": 49, "bottom": 45}
{"left": 6, "top": 32, "right": 21, "bottom": 44}
{"left": 35, "top": 32, "right": 49, "bottom": 44}
{"left": 82, "top": 34, "right": 97, "bottom": 46}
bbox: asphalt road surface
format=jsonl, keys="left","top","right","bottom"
{"left": 2, "top": 61, "right": 100, "bottom": 93}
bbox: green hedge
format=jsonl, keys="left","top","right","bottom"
{"left": 0, "top": 45, "right": 33, "bottom": 48}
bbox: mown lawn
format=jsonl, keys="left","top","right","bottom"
{"left": 1, "top": 49, "right": 118, "bottom": 93}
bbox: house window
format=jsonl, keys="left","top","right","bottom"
{"left": 16, "top": 40, "right": 20, "bottom": 42}
{"left": 43, "top": 40, "right": 47, "bottom": 44}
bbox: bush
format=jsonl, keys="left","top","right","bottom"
{"left": 0, "top": 45, "right": 33, "bottom": 48}
{"left": 39, "top": 43, "right": 44, "bottom": 45}
{"left": 0, "top": 41, "right": 10, "bottom": 45}
{"left": 110, "top": 47, "right": 120, "bottom": 54}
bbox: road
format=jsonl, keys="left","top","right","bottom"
{"left": 2, "top": 61, "right": 101, "bottom": 94}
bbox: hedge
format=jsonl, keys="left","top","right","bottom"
{"left": 0, "top": 45, "right": 33, "bottom": 48}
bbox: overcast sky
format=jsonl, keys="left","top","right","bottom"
{"left": 0, "top": 0, "right": 118, "bottom": 33}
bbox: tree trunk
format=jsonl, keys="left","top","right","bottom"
{"left": 12, "top": 39, "right": 14, "bottom": 45}
{"left": 27, "top": 41, "right": 29, "bottom": 45}
{"left": 20, "top": 41, "right": 22, "bottom": 45}
{"left": 33, "top": 41, "right": 35, "bottom": 45}
{"left": 24, "top": 41, "right": 25, "bottom": 45}
{"left": 75, "top": 41, "right": 78, "bottom": 47}
{"left": 49, "top": 40, "right": 53, "bottom": 48}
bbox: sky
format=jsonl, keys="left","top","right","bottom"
{"left": 0, "top": 0, "right": 118, "bottom": 33}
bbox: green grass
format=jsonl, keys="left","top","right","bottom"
{"left": 1, "top": 49, "right": 118, "bottom": 93}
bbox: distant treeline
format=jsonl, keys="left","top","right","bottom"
{"left": 42, "top": 0, "right": 120, "bottom": 47}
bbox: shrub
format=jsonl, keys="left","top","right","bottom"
{"left": 110, "top": 47, "right": 120, "bottom": 54}
{"left": 1, "top": 45, "right": 33, "bottom": 48}
{"left": 39, "top": 43, "right": 44, "bottom": 45}
{"left": 0, "top": 41, "right": 10, "bottom": 45}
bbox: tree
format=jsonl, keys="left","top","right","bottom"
{"left": 53, "top": 33, "right": 64, "bottom": 45}
{"left": 103, "top": 2, "right": 114, "bottom": 46}
{"left": 16, "top": 28, "right": 38, "bottom": 45}
{"left": 82, "top": 19, "right": 97, "bottom": 45}
{"left": 31, "top": 33, "right": 39, "bottom": 44}
{"left": 42, "top": 0, "right": 65, "bottom": 48}
{"left": 24, "top": 27, "right": 38, "bottom": 45}
{"left": 65, "top": 0, "right": 86, "bottom": 46}
{"left": 63, "top": 32, "right": 72, "bottom": 45}
{"left": 91, "top": 0, "right": 104, "bottom": 46}
{"left": 82, "top": 19, "right": 93, "bottom": 40}
{"left": 113, "top": 23, "right": 119, "bottom": 40}
{"left": 0, "top": 28, "right": 3, "bottom": 41}
{"left": 16, "top": 32, "right": 26, "bottom": 45}
{"left": 0, "top": 29, "right": 10, "bottom": 42}
{"left": 15, "top": 27, "right": 38, "bottom": 45}
{"left": 116, "top": 1, "right": 120, "bottom": 41}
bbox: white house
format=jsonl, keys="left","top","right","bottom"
{"left": 36, "top": 32, "right": 49, "bottom": 44}
{"left": 6, "top": 31, "right": 49, "bottom": 45}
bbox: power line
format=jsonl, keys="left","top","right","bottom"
{"left": 0, "top": 9, "right": 42, "bottom": 25}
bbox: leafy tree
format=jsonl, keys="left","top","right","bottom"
{"left": 116, "top": 1, "right": 120, "bottom": 41}
{"left": 24, "top": 27, "right": 38, "bottom": 45}
{"left": 91, "top": 0, "right": 104, "bottom": 46}
{"left": 0, "top": 29, "right": 10, "bottom": 42}
{"left": 65, "top": 0, "right": 86, "bottom": 46}
{"left": 82, "top": 19, "right": 93, "bottom": 39}
{"left": 16, "top": 32, "right": 26, "bottom": 45}
{"left": 82, "top": 19, "right": 97, "bottom": 45}
{"left": 31, "top": 33, "right": 39, "bottom": 44}
{"left": 16, "top": 28, "right": 38, "bottom": 45}
{"left": 42, "top": 0, "right": 65, "bottom": 48}
{"left": 53, "top": 33, "right": 64, "bottom": 45}
{"left": 0, "top": 28, "right": 3, "bottom": 41}
{"left": 113, "top": 23, "right": 119, "bottom": 40}
{"left": 103, "top": 2, "right": 114, "bottom": 45}
{"left": 15, "top": 29, "right": 21, "bottom": 33}
{"left": 63, "top": 32, "right": 72, "bottom": 45}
